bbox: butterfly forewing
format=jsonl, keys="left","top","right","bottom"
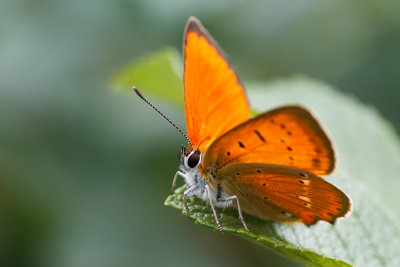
{"left": 217, "top": 163, "right": 351, "bottom": 225}
{"left": 202, "top": 106, "right": 335, "bottom": 177}
{"left": 184, "top": 17, "right": 250, "bottom": 152}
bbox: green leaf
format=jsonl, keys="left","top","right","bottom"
{"left": 166, "top": 186, "right": 353, "bottom": 267}
{"left": 114, "top": 49, "right": 400, "bottom": 266}
{"left": 110, "top": 47, "right": 183, "bottom": 106}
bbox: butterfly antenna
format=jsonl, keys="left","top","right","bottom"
{"left": 133, "top": 87, "right": 193, "bottom": 149}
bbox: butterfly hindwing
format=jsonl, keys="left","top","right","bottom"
{"left": 202, "top": 106, "right": 335, "bottom": 177}
{"left": 217, "top": 163, "right": 351, "bottom": 225}
{"left": 184, "top": 17, "right": 250, "bottom": 152}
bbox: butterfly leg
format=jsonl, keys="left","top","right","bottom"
{"left": 217, "top": 196, "right": 249, "bottom": 231}
{"left": 183, "top": 185, "right": 198, "bottom": 220}
{"left": 171, "top": 171, "right": 185, "bottom": 193}
{"left": 205, "top": 184, "right": 223, "bottom": 232}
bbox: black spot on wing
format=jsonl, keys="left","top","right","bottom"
{"left": 312, "top": 158, "right": 321, "bottom": 167}
{"left": 254, "top": 130, "right": 266, "bottom": 142}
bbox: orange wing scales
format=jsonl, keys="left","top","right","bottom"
{"left": 184, "top": 18, "right": 250, "bottom": 152}
{"left": 202, "top": 106, "right": 335, "bottom": 177}
{"left": 217, "top": 163, "right": 351, "bottom": 225}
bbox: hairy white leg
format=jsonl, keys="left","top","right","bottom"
{"left": 183, "top": 185, "right": 198, "bottom": 220}
{"left": 205, "top": 184, "right": 223, "bottom": 232}
{"left": 218, "top": 196, "right": 249, "bottom": 231}
{"left": 171, "top": 171, "right": 185, "bottom": 193}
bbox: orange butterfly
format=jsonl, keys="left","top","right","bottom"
{"left": 135, "top": 17, "right": 351, "bottom": 231}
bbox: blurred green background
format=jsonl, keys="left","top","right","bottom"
{"left": 0, "top": 1, "right": 399, "bottom": 266}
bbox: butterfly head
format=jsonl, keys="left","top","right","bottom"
{"left": 179, "top": 145, "right": 202, "bottom": 172}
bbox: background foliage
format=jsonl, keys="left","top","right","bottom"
{"left": 1, "top": 1, "right": 400, "bottom": 266}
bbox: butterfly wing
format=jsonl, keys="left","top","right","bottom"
{"left": 217, "top": 163, "right": 351, "bottom": 225}
{"left": 184, "top": 17, "right": 250, "bottom": 152}
{"left": 202, "top": 106, "right": 335, "bottom": 177}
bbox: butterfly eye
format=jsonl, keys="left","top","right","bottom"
{"left": 187, "top": 150, "right": 201, "bottom": 168}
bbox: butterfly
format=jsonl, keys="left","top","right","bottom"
{"left": 135, "top": 16, "right": 351, "bottom": 232}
